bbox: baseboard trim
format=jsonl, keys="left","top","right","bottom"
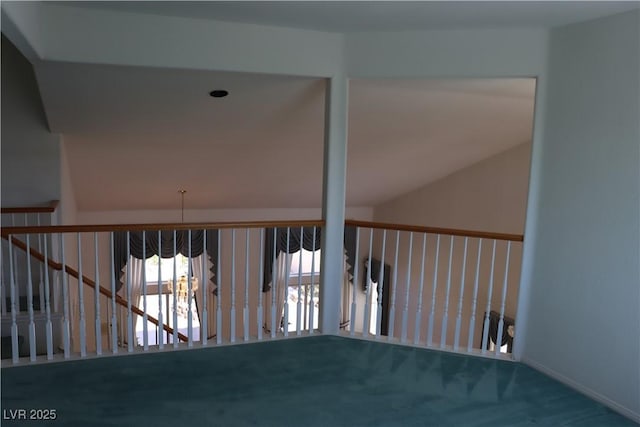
{"left": 522, "top": 357, "right": 640, "bottom": 424}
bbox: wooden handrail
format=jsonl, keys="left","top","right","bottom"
{"left": 1, "top": 200, "right": 59, "bottom": 214}
{"left": 4, "top": 235, "right": 189, "bottom": 343}
{"left": 345, "top": 219, "right": 524, "bottom": 242}
{"left": 0, "top": 218, "right": 521, "bottom": 241}
{"left": 0, "top": 219, "right": 325, "bottom": 236}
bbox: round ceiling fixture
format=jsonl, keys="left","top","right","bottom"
{"left": 209, "top": 90, "right": 229, "bottom": 98}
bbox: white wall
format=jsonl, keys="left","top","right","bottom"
{"left": 0, "top": 35, "right": 60, "bottom": 207}
{"left": 521, "top": 10, "right": 640, "bottom": 421}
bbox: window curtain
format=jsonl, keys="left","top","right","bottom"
{"left": 113, "top": 230, "right": 218, "bottom": 292}
{"left": 117, "top": 256, "right": 145, "bottom": 347}
{"left": 484, "top": 310, "right": 515, "bottom": 353}
{"left": 262, "top": 226, "right": 358, "bottom": 331}
{"left": 276, "top": 254, "right": 290, "bottom": 332}
{"left": 363, "top": 258, "right": 390, "bottom": 293}
{"left": 343, "top": 225, "right": 358, "bottom": 280}
{"left": 262, "top": 226, "right": 362, "bottom": 289}
{"left": 339, "top": 250, "right": 352, "bottom": 329}
{"left": 263, "top": 253, "right": 291, "bottom": 333}
{"left": 191, "top": 253, "right": 214, "bottom": 340}
{"left": 262, "top": 227, "right": 322, "bottom": 291}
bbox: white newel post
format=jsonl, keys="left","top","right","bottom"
{"left": 319, "top": 75, "right": 348, "bottom": 335}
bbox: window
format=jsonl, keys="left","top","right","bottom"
{"left": 286, "top": 249, "right": 320, "bottom": 332}
{"left": 135, "top": 255, "right": 201, "bottom": 345}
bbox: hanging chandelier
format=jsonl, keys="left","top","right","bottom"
{"left": 168, "top": 189, "right": 199, "bottom": 317}
{"left": 169, "top": 275, "right": 199, "bottom": 317}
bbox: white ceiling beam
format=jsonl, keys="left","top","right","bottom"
{"left": 346, "top": 28, "right": 549, "bottom": 79}
{"left": 11, "top": 2, "right": 345, "bottom": 77}
{"left": 1, "top": 1, "right": 45, "bottom": 62}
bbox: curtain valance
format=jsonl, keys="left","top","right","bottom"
{"left": 262, "top": 227, "right": 322, "bottom": 290}
{"left": 113, "top": 230, "right": 218, "bottom": 291}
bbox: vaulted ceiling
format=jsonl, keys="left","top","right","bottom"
{"left": 36, "top": 61, "right": 535, "bottom": 211}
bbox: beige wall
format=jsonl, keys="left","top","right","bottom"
{"left": 375, "top": 142, "right": 531, "bottom": 235}
{"left": 367, "top": 143, "right": 531, "bottom": 349}
{"left": 77, "top": 206, "right": 373, "bottom": 225}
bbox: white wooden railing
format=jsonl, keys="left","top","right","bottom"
{"left": 1, "top": 217, "right": 522, "bottom": 365}
{"left": 0, "top": 200, "right": 59, "bottom": 228}
{"left": 342, "top": 220, "right": 523, "bottom": 359}
{"left": 1, "top": 220, "right": 323, "bottom": 365}
{"left": 1, "top": 202, "right": 60, "bottom": 359}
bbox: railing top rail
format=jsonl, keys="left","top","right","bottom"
{"left": 1, "top": 200, "right": 60, "bottom": 214}
{"left": 0, "top": 219, "right": 325, "bottom": 236}
{"left": 345, "top": 219, "right": 524, "bottom": 242}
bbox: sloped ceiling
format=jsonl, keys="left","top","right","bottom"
{"left": 36, "top": 61, "right": 535, "bottom": 211}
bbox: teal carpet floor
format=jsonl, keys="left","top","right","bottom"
{"left": 1, "top": 335, "right": 636, "bottom": 426}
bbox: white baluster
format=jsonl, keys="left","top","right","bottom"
{"left": 270, "top": 228, "right": 277, "bottom": 339}
{"left": 172, "top": 231, "right": 178, "bottom": 348}
{"left": 1, "top": 238, "right": 7, "bottom": 316}
{"left": 216, "top": 231, "right": 222, "bottom": 344}
{"left": 76, "top": 234, "right": 87, "bottom": 357}
{"left": 349, "top": 227, "right": 360, "bottom": 336}
{"left": 25, "top": 235, "right": 37, "bottom": 361}
{"left": 427, "top": 235, "right": 441, "bottom": 347}
{"left": 440, "top": 236, "right": 454, "bottom": 349}
{"left": 61, "top": 234, "right": 71, "bottom": 358}
{"left": 388, "top": 231, "right": 401, "bottom": 341}
{"left": 363, "top": 229, "right": 374, "bottom": 337}
{"left": 467, "top": 239, "right": 483, "bottom": 352}
{"left": 187, "top": 230, "right": 193, "bottom": 347}
{"left": 12, "top": 227, "right": 19, "bottom": 312}
{"left": 283, "top": 228, "right": 291, "bottom": 337}
{"left": 142, "top": 231, "right": 149, "bottom": 351}
{"left": 94, "top": 233, "right": 102, "bottom": 355}
{"left": 43, "top": 234, "right": 53, "bottom": 359}
{"left": 375, "top": 230, "right": 387, "bottom": 339}
{"left": 401, "top": 232, "right": 414, "bottom": 343}
{"left": 109, "top": 233, "right": 118, "bottom": 354}
{"left": 230, "top": 228, "right": 237, "bottom": 343}
{"left": 257, "top": 228, "right": 264, "bottom": 341}
{"left": 244, "top": 229, "right": 250, "bottom": 341}
{"left": 481, "top": 240, "right": 498, "bottom": 353}
{"left": 296, "top": 227, "right": 303, "bottom": 336}
{"left": 309, "top": 227, "right": 317, "bottom": 333}
{"left": 495, "top": 241, "right": 512, "bottom": 356}
{"left": 125, "top": 232, "right": 133, "bottom": 353}
{"left": 8, "top": 236, "right": 19, "bottom": 363}
{"left": 414, "top": 233, "right": 427, "bottom": 345}
{"left": 37, "top": 216, "right": 45, "bottom": 314}
{"left": 157, "top": 231, "right": 164, "bottom": 349}
{"left": 454, "top": 237, "right": 469, "bottom": 351}
{"left": 202, "top": 229, "right": 208, "bottom": 346}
